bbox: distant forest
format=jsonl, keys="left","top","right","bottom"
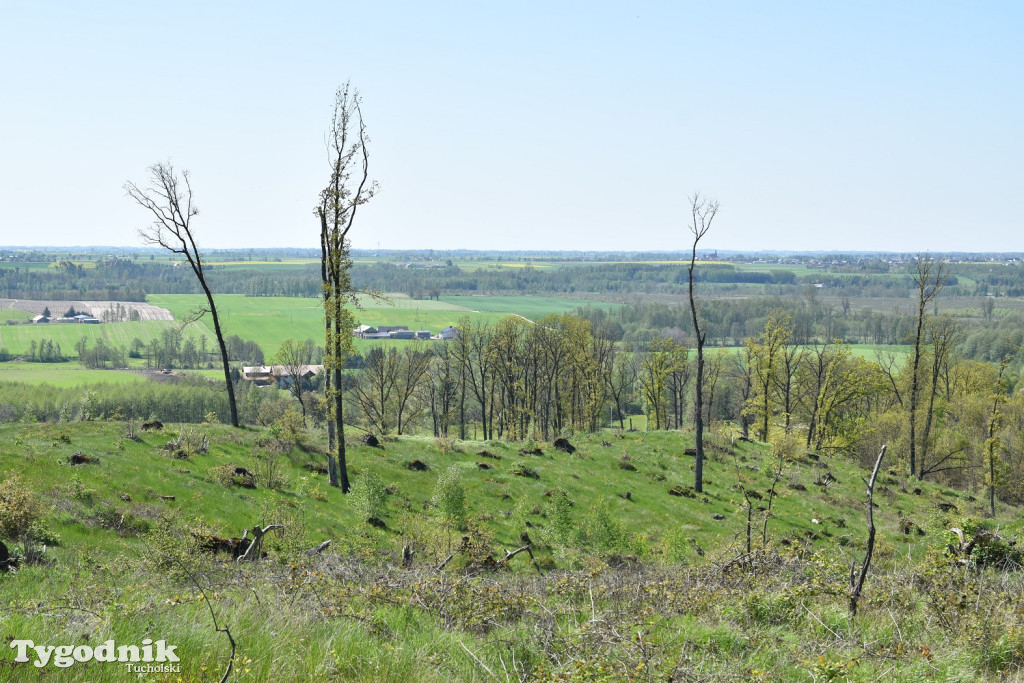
{"left": 3, "top": 254, "right": 1024, "bottom": 364}
{"left": 9, "top": 254, "right": 1024, "bottom": 301}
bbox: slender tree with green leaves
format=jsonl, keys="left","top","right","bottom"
{"left": 318, "top": 84, "right": 377, "bottom": 491}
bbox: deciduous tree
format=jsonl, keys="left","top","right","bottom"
{"left": 687, "top": 193, "right": 718, "bottom": 493}
{"left": 908, "top": 254, "right": 947, "bottom": 476}
{"left": 126, "top": 162, "right": 239, "bottom": 427}
{"left": 319, "top": 83, "right": 376, "bottom": 491}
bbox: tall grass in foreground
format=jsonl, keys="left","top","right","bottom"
{"left": 3, "top": 537, "right": 1024, "bottom": 681}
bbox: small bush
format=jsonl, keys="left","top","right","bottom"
{"left": 297, "top": 476, "right": 328, "bottom": 501}
{"left": 93, "top": 506, "right": 151, "bottom": 536}
{"left": 252, "top": 448, "right": 288, "bottom": 490}
{"left": 211, "top": 464, "right": 257, "bottom": 489}
{"left": 510, "top": 463, "right": 540, "bottom": 479}
{"left": 272, "top": 408, "right": 306, "bottom": 446}
{"left": 433, "top": 465, "right": 468, "bottom": 531}
{"left": 0, "top": 475, "right": 45, "bottom": 541}
{"left": 547, "top": 489, "right": 574, "bottom": 544}
{"left": 143, "top": 513, "right": 204, "bottom": 579}
{"left": 582, "top": 501, "right": 629, "bottom": 555}
{"left": 351, "top": 470, "right": 388, "bottom": 524}
{"left": 163, "top": 426, "right": 209, "bottom": 458}
{"left": 434, "top": 435, "right": 460, "bottom": 455}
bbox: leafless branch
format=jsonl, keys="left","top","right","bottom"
{"left": 850, "top": 444, "right": 886, "bottom": 617}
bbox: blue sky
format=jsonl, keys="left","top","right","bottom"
{"left": 1, "top": 1, "right": 1021, "bottom": 252}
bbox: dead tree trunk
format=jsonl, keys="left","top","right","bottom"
{"left": 236, "top": 524, "right": 283, "bottom": 563}
{"left": 126, "top": 163, "right": 239, "bottom": 427}
{"left": 849, "top": 444, "right": 886, "bottom": 617}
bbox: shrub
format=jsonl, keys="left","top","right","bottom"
{"left": 163, "top": 426, "right": 209, "bottom": 458}
{"left": 272, "top": 408, "right": 306, "bottom": 446}
{"left": 510, "top": 462, "right": 540, "bottom": 479}
{"left": 252, "top": 448, "right": 288, "bottom": 490}
{"left": 547, "top": 489, "right": 574, "bottom": 544}
{"left": 0, "top": 475, "right": 45, "bottom": 541}
{"left": 433, "top": 465, "right": 468, "bottom": 530}
{"left": 211, "top": 464, "right": 257, "bottom": 489}
{"left": 434, "top": 435, "right": 460, "bottom": 455}
{"left": 351, "top": 470, "right": 388, "bottom": 524}
{"left": 582, "top": 501, "right": 629, "bottom": 555}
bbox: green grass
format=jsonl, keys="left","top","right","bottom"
{"left": 1, "top": 292, "right": 608, "bottom": 370}
{"left": 4, "top": 421, "right": 1004, "bottom": 575}
{"left": 150, "top": 294, "right": 519, "bottom": 359}
{"left": 733, "top": 262, "right": 820, "bottom": 277}
{"left": 0, "top": 420, "right": 1021, "bottom": 680}
{"left": 0, "top": 362, "right": 146, "bottom": 387}
{"left": 849, "top": 343, "right": 912, "bottom": 360}
{"left": 0, "top": 261, "right": 55, "bottom": 271}
{"left": 0, "top": 320, "right": 215, "bottom": 357}
{"left": 439, "top": 294, "right": 619, "bottom": 321}
{"left": 0, "top": 309, "right": 33, "bottom": 323}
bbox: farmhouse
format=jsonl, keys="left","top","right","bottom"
{"left": 56, "top": 313, "right": 100, "bottom": 324}
{"left": 241, "top": 365, "right": 322, "bottom": 388}
{"left": 351, "top": 323, "right": 461, "bottom": 341}
{"left": 31, "top": 314, "right": 50, "bottom": 324}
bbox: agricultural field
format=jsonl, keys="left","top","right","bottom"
{"left": 694, "top": 344, "right": 910, "bottom": 363}
{"left": 0, "top": 299, "right": 173, "bottom": 320}
{"left": 0, "top": 293, "right": 616, "bottom": 378}
{"left": 0, "top": 320, "right": 214, "bottom": 358}
{"left": 0, "top": 308, "right": 32, "bottom": 323}
{"left": 0, "top": 361, "right": 145, "bottom": 387}
{"left": 439, "top": 294, "right": 620, "bottom": 321}
{"left": 149, "top": 294, "right": 605, "bottom": 360}
{"left": 732, "top": 262, "right": 821, "bottom": 277}
{"left": 0, "top": 261, "right": 57, "bottom": 272}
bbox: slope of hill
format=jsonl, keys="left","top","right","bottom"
{"left": 1, "top": 421, "right": 1022, "bottom": 680}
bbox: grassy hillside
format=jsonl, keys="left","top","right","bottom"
{"left": 2, "top": 421, "right": 1022, "bottom": 680}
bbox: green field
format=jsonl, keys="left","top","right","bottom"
{"left": 439, "top": 294, "right": 619, "bottom": 321}
{"left": 0, "top": 308, "right": 33, "bottom": 323}
{"left": 0, "top": 320, "right": 215, "bottom": 357}
{"left": 149, "top": 294, "right": 608, "bottom": 360}
{"left": 0, "top": 361, "right": 145, "bottom": 387}
{"left": 732, "top": 262, "right": 820, "bottom": 277}
{"left": 0, "top": 294, "right": 620, "bottom": 377}
{"left": 0, "top": 261, "right": 55, "bottom": 271}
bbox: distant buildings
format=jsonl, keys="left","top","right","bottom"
{"left": 240, "top": 365, "right": 322, "bottom": 388}
{"left": 33, "top": 313, "right": 100, "bottom": 324}
{"left": 352, "top": 324, "right": 461, "bottom": 341}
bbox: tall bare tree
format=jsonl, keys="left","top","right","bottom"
{"left": 126, "top": 162, "right": 239, "bottom": 427}
{"left": 319, "top": 83, "right": 376, "bottom": 491}
{"left": 687, "top": 193, "right": 718, "bottom": 493}
{"left": 908, "top": 254, "right": 947, "bottom": 477}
